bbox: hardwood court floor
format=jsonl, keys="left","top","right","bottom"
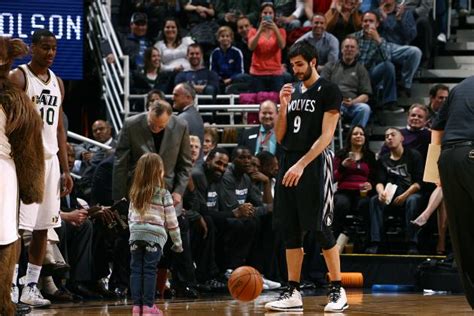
{"left": 26, "top": 291, "right": 473, "bottom": 315}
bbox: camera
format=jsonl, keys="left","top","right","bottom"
{"left": 263, "top": 15, "right": 273, "bottom": 21}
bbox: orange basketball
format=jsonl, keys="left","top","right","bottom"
{"left": 227, "top": 266, "right": 263, "bottom": 302}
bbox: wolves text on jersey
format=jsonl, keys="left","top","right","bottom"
{"left": 287, "top": 99, "right": 316, "bottom": 113}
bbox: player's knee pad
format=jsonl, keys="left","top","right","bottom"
{"left": 284, "top": 231, "right": 306, "bottom": 249}
{"left": 315, "top": 228, "right": 336, "bottom": 250}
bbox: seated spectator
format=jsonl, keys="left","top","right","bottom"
{"left": 146, "top": 89, "right": 166, "bottom": 108}
{"left": 210, "top": 26, "right": 251, "bottom": 93}
{"left": 275, "top": 0, "right": 305, "bottom": 31}
{"left": 321, "top": 36, "right": 372, "bottom": 128}
{"left": 376, "top": 0, "right": 422, "bottom": 98}
{"left": 304, "top": 0, "right": 333, "bottom": 20}
{"left": 203, "top": 127, "right": 219, "bottom": 160}
{"left": 131, "top": 47, "right": 172, "bottom": 95}
{"left": 296, "top": 14, "right": 339, "bottom": 72}
{"left": 110, "top": 12, "right": 153, "bottom": 71}
{"left": 427, "top": 84, "right": 449, "bottom": 124}
{"left": 215, "top": 0, "right": 260, "bottom": 27}
{"left": 435, "top": 0, "right": 448, "bottom": 43}
{"left": 75, "top": 120, "right": 116, "bottom": 167}
{"left": 184, "top": 0, "right": 220, "bottom": 53}
{"left": 366, "top": 127, "right": 423, "bottom": 255}
{"left": 238, "top": 100, "right": 279, "bottom": 155}
{"left": 190, "top": 135, "right": 202, "bottom": 164}
{"left": 332, "top": 125, "right": 376, "bottom": 240}
{"left": 325, "top": 0, "right": 363, "bottom": 42}
{"left": 405, "top": 0, "right": 433, "bottom": 68}
{"left": 351, "top": 11, "right": 401, "bottom": 113}
{"left": 248, "top": 2, "right": 287, "bottom": 92}
{"left": 172, "top": 83, "right": 205, "bottom": 143}
{"left": 380, "top": 104, "right": 431, "bottom": 159}
{"left": 175, "top": 43, "right": 220, "bottom": 96}
{"left": 235, "top": 16, "right": 253, "bottom": 73}
{"left": 154, "top": 18, "right": 195, "bottom": 73}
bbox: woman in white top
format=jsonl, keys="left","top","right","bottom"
{"left": 0, "top": 36, "right": 45, "bottom": 315}
{"left": 154, "top": 17, "right": 195, "bottom": 73}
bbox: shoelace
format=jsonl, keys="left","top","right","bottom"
{"left": 328, "top": 287, "right": 341, "bottom": 303}
{"left": 278, "top": 287, "right": 295, "bottom": 300}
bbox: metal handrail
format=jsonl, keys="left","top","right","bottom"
{"left": 67, "top": 131, "right": 113, "bottom": 151}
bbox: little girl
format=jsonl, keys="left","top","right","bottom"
{"left": 128, "top": 153, "right": 183, "bottom": 315}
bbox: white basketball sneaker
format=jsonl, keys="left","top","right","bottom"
{"left": 11, "top": 284, "right": 19, "bottom": 304}
{"left": 264, "top": 286, "right": 303, "bottom": 312}
{"left": 20, "top": 283, "right": 51, "bottom": 307}
{"left": 324, "top": 285, "right": 348, "bottom": 312}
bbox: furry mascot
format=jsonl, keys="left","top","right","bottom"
{"left": 0, "top": 36, "right": 45, "bottom": 315}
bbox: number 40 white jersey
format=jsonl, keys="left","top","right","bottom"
{"left": 19, "top": 64, "right": 61, "bottom": 158}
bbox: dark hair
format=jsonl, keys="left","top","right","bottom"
{"left": 362, "top": 10, "right": 381, "bottom": 22}
{"left": 231, "top": 145, "right": 251, "bottom": 161}
{"left": 385, "top": 126, "right": 402, "bottom": 135}
{"left": 32, "top": 29, "right": 55, "bottom": 44}
{"left": 336, "top": 125, "right": 375, "bottom": 166}
{"left": 259, "top": 2, "right": 275, "bottom": 22}
{"left": 207, "top": 147, "right": 229, "bottom": 161}
{"left": 187, "top": 43, "right": 203, "bottom": 54}
{"left": 146, "top": 89, "right": 165, "bottom": 104}
{"left": 341, "top": 35, "right": 359, "bottom": 48}
{"left": 429, "top": 84, "right": 449, "bottom": 97}
{"left": 160, "top": 17, "right": 183, "bottom": 47}
{"left": 148, "top": 99, "right": 172, "bottom": 116}
{"left": 288, "top": 40, "right": 318, "bottom": 64}
{"left": 256, "top": 150, "right": 275, "bottom": 167}
{"left": 143, "top": 47, "right": 160, "bottom": 72}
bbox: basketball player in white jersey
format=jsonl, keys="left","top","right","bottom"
{"left": 9, "top": 29, "right": 73, "bottom": 307}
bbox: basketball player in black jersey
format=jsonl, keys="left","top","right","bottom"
{"left": 264, "top": 40, "right": 348, "bottom": 313}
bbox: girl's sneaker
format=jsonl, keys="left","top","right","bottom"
{"left": 132, "top": 305, "right": 141, "bottom": 316}
{"left": 142, "top": 304, "right": 163, "bottom": 316}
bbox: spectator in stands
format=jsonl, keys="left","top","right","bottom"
{"left": 296, "top": 14, "right": 340, "bottom": 72}
{"left": 235, "top": 16, "right": 253, "bottom": 73}
{"left": 75, "top": 120, "right": 115, "bottom": 166}
{"left": 274, "top": 0, "right": 306, "bottom": 31}
{"left": 175, "top": 44, "right": 220, "bottom": 96}
{"left": 238, "top": 100, "right": 279, "bottom": 155}
{"left": 210, "top": 26, "right": 251, "bottom": 93}
{"left": 321, "top": 36, "right": 372, "bottom": 128}
{"left": 380, "top": 104, "right": 431, "bottom": 159}
{"left": 304, "top": 0, "right": 333, "bottom": 20}
{"left": 203, "top": 127, "right": 219, "bottom": 161}
{"left": 351, "top": 11, "right": 401, "bottom": 113}
{"left": 435, "top": 0, "right": 449, "bottom": 43}
{"left": 427, "top": 84, "right": 449, "bottom": 123}
{"left": 183, "top": 0, "right": 216, "bottom": 29}
{"left": 115, "top": 12, "right": 153, "bottom": 71}
{"left": 405, "top": 0, "right": 433, "bottom": 68}
{"left": 248, "top": 2, "right": 287, "bottom": 92}
{"left": 183, "top": 0, "right": 219, "bottom": 53}
{"left": 376, "top": 0, "right": 422, "bottom": 98}
{"left": 131, "top": 47, "right": 172, "bottom": 95}
{"left": 366, "top": 127, "right": 424, "bottom": 255}
{"left": 154, "top": 18, "right": 195, "bottom": 73}
{"left": 190, "top": 135, "right": 202, "bottom": 164}
{"left": 215, "top": 0, "right": 260, "bottom": 27}
{"left": 325, "top": 0, "right": 363, "bottom": 42}
{"left": 172, "top": 83, "right": 205, "bottom": 144}
{"left": 332, "top": 125, "right": 376, "bottom": 240}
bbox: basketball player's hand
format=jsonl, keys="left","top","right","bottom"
{"left": 279, "top": 83, "right": 293, "bottom": 108}
{"left": 234, "top": 203, "right": 255, "bottom": 218}
{"left": 61, "top": 172, "right": 74, "bottom": 197}
{"left": 172, "top": 192, "right": 182, "bottom": 206}
{"left": 250, "top": 171, "right": 269, "bottom": 184}
{"left": 195, "top": 216, "right": 208, "bottom": 239}
{"left": 282, "top": 162, "right": 304, "bottom": 187}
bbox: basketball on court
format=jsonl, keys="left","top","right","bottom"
{"left": 227, "top": 266, "right": 263, "bottom": 302}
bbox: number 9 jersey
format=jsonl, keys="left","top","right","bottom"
{"left": 282, "top": 78, "right": 342, "bottom": 152}
{"left": 19, "top": 64, "right": 61, "bottom": 158}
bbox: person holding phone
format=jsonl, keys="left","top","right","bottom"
{"left": 248, "top": 2, "right": 287, "bottom": 92}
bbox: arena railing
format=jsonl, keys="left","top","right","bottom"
{"left": 87, "top": 0, "right": 129, "bottom": 133}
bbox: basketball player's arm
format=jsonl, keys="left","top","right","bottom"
{"left": 282, "top": 110, "right": 339, "bottom": 187}
{"left": 57, "top": 78, "right": 73, "bottom": 196}
{"left": 8, "top": 68, "right": 26, "bottom": 90}
{"left": 275, "top": 83, "right": 293, "bottom": 143}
